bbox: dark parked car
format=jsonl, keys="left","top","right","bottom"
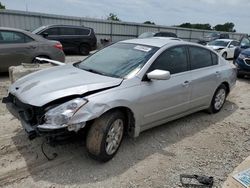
{"left": 138, "top": 31, "right": 178, "bottom": 39}
{"left": 33, "top": 25, "right": 97, "bottom": 55}
{"left": 0, "top": 27, "right": 65, "bottom": 72}
{"left": 198, "top": 33, "right": 230, "bottom": 45}
{"left": 233, "top": 35, "right": 250, "bottom": 60}
{"left": 234, "top": 49, "right": 250, "bottom": 78}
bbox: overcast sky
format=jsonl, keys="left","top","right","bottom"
{"left": 1, "top": 0, "right": 250, "bottom": 33}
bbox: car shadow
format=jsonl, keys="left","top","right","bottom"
{"left": 11, "top": 100, "right": 238, "bottom": 185}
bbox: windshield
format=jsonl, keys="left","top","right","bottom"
{"left": 32, "top": 26, "right": 47, "bottom": 34}
{"left": 208, "top": 40, "right": 229, "bottom": 47}
{"left": 206, "top": 33, "right": 219, "bottom": 38}
{"left": 75, "top": 43, "right": 159, "bottom": 78}
{"left": 241, "top": 37, "right": 250, "bottom": 47}
{"left": 138, "top": 32, "right": 155, "bottom": 39}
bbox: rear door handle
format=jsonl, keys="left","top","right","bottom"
{"left": 182, "top": 81, "right": 191, "bottom": 87}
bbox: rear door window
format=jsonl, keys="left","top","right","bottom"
{"left": 0, "top": 31, "right": 32, "bottom": 44}
{"left": 189, "top": 46, "right": 214, "bottom": 70}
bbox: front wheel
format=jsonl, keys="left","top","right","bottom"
{"left": 86, "top": 111, "right": 125, "bottom": 162}
{"left": 222, "top": 52, "right": 227, "bottom": 59}
{"left": 208, "top": 84, "right": 227, "bottom": 113}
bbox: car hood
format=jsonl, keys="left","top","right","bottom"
{"left": 207, "top": 45, "right": 225, "bottom": 50}
{"left": 242, "top": 48, "right": 250, "bottom": 56}
{"left": 9, "top": 64, "right": 123, "bottom": 107}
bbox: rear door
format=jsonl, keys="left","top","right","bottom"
{"left": 188, "top": 46, "right": 220, "bottom": 109}
{"left": 0, "top": 30, "right": 36, "bottom": 72}
{"left": 58, "top": 27, "right": 77, "bottom": 51}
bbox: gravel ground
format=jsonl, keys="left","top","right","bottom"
{"left": 0, "top": 59, "right": 250, "bottom": 187}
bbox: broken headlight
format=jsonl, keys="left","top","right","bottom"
{"left": 44, "top": 98, "right": 88, "bottom": 126}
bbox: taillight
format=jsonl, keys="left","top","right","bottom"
{"left": 54, "top": 43, "right": 63, "bottom": 50}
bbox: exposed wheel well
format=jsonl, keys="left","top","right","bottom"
{"left": 99, "top": 107, "right": 135, "bottom": 137}
{"left": 221, "top": 82, "right": 230, "bottom": 95}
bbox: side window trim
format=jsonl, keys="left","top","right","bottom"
{"left": 188, "top": 45, "right": 215, "bottom": 70}
{"left": 0, "top": 30, "right": 28, "bottom": 44}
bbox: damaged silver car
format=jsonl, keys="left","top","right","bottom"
{"left": 3, "top": 37, "right": 237, "bottom": 162}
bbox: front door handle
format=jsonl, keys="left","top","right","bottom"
{"left": 182, "top": 81, "right": 191, "bottom": 87}
{"left": 215, "top": 71, "right": 221, "bottom": 77}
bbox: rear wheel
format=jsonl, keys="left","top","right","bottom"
{"left": 208, "top": 84, "right": 227, "bottom": 114}
{"left": 86, "top": 111, "right": 125, "bottom": 162}
{"left": 79, "top": 44, "right": 90, "bottom": 55}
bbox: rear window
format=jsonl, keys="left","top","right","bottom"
{"left": 0, "top": 31, "right": 34, "bottom": 44}
{"left": 154, "top": 32, "right": 177, "bottom": 38}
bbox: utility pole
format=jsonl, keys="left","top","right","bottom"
{"left": 25, "top": 0, "right": 28, "bottom": 11}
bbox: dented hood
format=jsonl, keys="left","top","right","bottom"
{"left": 9, "top": 64, "right": 123, "bottom": 106}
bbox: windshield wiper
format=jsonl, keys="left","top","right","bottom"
{"left": 83, "top": 68, "right": 106, "bottom": 75}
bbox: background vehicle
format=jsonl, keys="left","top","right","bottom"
{"left": 3, "top": 38, "right": 236, "bottom": 162}
{"left": 138, "top": 31, "right": 178, "bottom": 38}
{"left": 198, "top": 32, "right": 230, "bottom": 45}
{"left": 234, "top": 49, "right": 250, "bottom": 78}
{"left": 234, "top": 35, "right": 250, "bottom": 60}
{"left": 207, "top": 39, "right": 239, "bottom": 59}
{"left": 0, "top": 27, "right": 65, "bottom": 73}
{"left": 33, "top": 25, "right": 97, "bottom": 55}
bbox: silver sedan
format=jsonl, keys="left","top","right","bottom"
{"left": 3, "top": 37, "right": 237, "bottom": 162}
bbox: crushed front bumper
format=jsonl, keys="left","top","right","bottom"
{"left": 3, "top": 95, "right": 76, "bottom": 140}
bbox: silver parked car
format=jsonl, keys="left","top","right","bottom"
{"left": 3, "top": 38, "right": 237, "bottom": 162}
{"left": 0, "top": 27, "right": 65, "bottom": 72}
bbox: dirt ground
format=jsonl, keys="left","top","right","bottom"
{"left": 0, "top": 59, "right": 250, "bottom": 188}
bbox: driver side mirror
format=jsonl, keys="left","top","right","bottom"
{"left": 42, "top": 32, "right": 49, "bottom": 38}
{"left": 147, "top": 69, "right": 171, "bottom": 80}
{"left": 229, "top": 45, "right": 234, "bottom": 48}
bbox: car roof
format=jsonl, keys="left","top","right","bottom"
{"left": 120, "top": 37, "right": 188, "bottom": 48}
{"left": 43, "top": 24, "right": 92, "bottom": 29}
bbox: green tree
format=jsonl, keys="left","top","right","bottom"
{"left": 177, "top": 22, "right": 212, "bottom": 30}
{"left": 107, "top": 13, "right": 121, "bottom": 21}
{"left": 143, "top": 21, "right": 155, "bottom": 25}
{"left": 213, "top": 22, "right": 236, "bottom": 32}
{"left": 0, "top": 2, "right": 5, "bottom": 9}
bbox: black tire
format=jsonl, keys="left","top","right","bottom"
{"left": 237, "top": 72, "right": 245, "bottom": 78}
{"left": 222, "top": 52, "right": 227, "bottom": 59}
{"left": 86, "top": 111, "right": 125, "bottom": 162}
{"left": 79, "top": 44, "right": 90, "bottom": 55}
{"left": 208, "top": 84, "right": 227, "bottom": 114}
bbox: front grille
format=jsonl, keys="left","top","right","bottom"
{"left": 245, "top": 59, "right": 250, "bottom": 66}
{"left": 8, "top": 94, "right": 45, "bottom": 125}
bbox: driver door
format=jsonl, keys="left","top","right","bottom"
{"left": 137, "top": 46, "right": 192, "bottom": 128}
